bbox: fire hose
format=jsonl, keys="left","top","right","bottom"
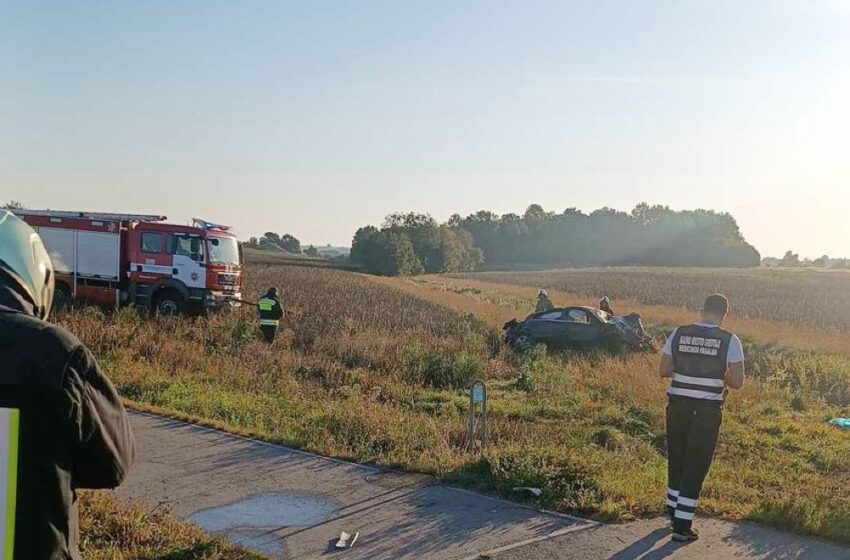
{"left": 224, "top": 296, "right": 256, "bottom": 306}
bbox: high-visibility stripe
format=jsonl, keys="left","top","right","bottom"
{"left": 674, "top": 509, "right": 695, "bottom": 520}
{"left": 677, "top": 496, "right": 698, "bottom": 508}
{"left": 665, "top": 488, "right": 679, "bottom": 509}
{"left": 0, "top": 408, "right": 20, "bottom": 559}
{"left": 257, "top": 299, "right": 275, "bottom": 311}
{"left": 259, "top": 319, "right": 279, "bottom": 326}
{"left": 667, "top": 387, "right": 724, "bottom": 401}
{"left": 672, "top": 373, "right": 725, "bottom": 388}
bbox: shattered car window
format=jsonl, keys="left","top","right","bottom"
{"left": 539, "top": 311, "right": 563, "bottom": 320}
{"left": 566, "top": 309, "right": 590, "bottom": 324}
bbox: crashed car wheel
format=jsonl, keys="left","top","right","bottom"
{"left": 513, "top": 333, "right": 535, "bottom": 352}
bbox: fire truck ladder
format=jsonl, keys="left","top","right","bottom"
{"left": 12, "top": 210, "right": 167, "bottom": 222}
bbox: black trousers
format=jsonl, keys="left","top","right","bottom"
{"left": 666, "top": 396, "right": 722, "bottom": 532}
{"left": 260, "top": 325, "right": 277, "bottom": 344}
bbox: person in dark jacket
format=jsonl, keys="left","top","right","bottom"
{"left": 257, "top": 287, "right": 284, "bottom": 343}
{"left": 0, "top": 209, "right": 135, "bottom": 559}
{"left": 535, "top": 289, "right": 554, "bottom": 313}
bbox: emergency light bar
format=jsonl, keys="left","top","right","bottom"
{"left": 192, "top": 218, "right": 232, "bottom": 231}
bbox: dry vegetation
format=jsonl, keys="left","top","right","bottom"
{"left": 67, "top": 255, "right": 850, "bottom": 549}
{"left": 450, "top": 267, "right": 850, "bottom": 331}
{"left": 80, "top": 491, "right": 263, "bottom": 559}
{"left": 437, "top": 273, "right": 850, "bottom": 357}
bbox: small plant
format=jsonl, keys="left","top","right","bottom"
{"left": 591, "top": 426, "right": 628, "bottom": 450}
{"left": 514, "top": 343, "right": 546, "bottom": 392}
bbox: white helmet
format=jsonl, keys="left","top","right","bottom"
{"left": 538, "top": 289, "right": 548, "bottom": 297}
{"left": 0, "top": 210, "right": 55, "bottom": 319}
{"left": 600, "top": 296, "right": 610, "bottom": 305}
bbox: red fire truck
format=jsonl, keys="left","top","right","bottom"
{"left": 14, "top": 209, "right": 243, "bottom": 314}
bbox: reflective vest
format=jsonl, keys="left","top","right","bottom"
{"left": 668, "top": 324, "right": 733, "bottom": 402}
{"left": 0, "top": 408, "right": 19, "bottom": 558}
{"left": 257, "top": 297, "right": 282, "bottom": 327}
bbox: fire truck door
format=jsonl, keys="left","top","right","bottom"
{"left": 169, "top": 234, "right": 206, "bottom": 289}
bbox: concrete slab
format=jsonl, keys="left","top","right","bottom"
{"left": 116, "top": 412, "right": 588, "bottom": 559}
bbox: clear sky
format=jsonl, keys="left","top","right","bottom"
{"left": 2, "top": 1, "right": 848, "bottom": 258}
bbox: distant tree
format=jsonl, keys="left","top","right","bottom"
{"left": 523, "top": 204, "right": 549, "bottom": 221}
{"left": 812, "top": 254, "right": 830, "bottom": 267}
{"left": 256, "top": 232, "right": 301, "bottom": 253}
{"left": 304, "top": 245, "right": 319, "bottom": 257}
{"left": 278, "top": 234, "right": 302, "bottom": 254}
{"left": 351, "top": 228, "right": 423, "bottom": 276}
{"left": 780, "top": 251, "right": 801, "bottom": 267}
{"left": 245, "top": 237, "right": 260, "bottom": 248}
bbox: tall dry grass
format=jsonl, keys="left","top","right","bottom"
{"left": 424, "top": 275, "right": 850, "bottom": 356}
{"left": 450, "top": 267, "right": 850, "bottom": 331}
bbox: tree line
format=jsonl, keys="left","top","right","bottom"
{"left": 351, "top": 204, "right": 761, "bottom": 275}
{"left": 244, "top": 232, "right": 320, "bottom": 256}
{"left": 351, "top": 213, "right": 483, "bottom": 275}
{"left": 764, "top": 251, "right": 850, "bottom": 269}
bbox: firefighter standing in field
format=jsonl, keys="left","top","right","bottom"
{"left": 0, "top": 210, "right": 135, "bottom": 559}
{"left": 257, "top": 287, "right": 284, "bottom": 343}
{"left": 659, "top": 293, "right": 745, "bottom": 542}
{"left": 535, "top": 289, "right": 554, "bottom": 313}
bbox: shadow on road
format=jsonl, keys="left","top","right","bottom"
{"left": 607, "top": 527, "right": 678, "bottom": 560}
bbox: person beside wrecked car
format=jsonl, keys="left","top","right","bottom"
{"left": 535, "top": 289, "right": 554, "bottom": 313}
{"left": 599, "top": 296, "right": 614, "bottom": 316}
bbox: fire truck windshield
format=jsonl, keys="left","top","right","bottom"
{"left": 207, "top": 236, "right": 240, "bottom": 265}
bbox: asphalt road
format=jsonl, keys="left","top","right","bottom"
{"left": 115, "top": 412, "right": 849, "bottom": 560}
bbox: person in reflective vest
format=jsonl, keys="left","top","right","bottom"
{"left": 257, "top": 287, "right": 284, "bottom": 343}
{"left": 659, "top": 293, "right": 745, "bottom": 542}
{"left": 0, "top": 210, "right": 135, "bottom": 559}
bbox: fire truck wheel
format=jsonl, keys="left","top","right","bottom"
{"left": 52, "top": 283, "right": 73, "bottom": 312}
{"left": 154, "top": 290, "right": 186, "bottom": 316}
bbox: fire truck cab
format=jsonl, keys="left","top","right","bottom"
{"left": 16, "top": 210, "right": 243, "bottom": 314}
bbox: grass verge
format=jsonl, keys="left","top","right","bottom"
{"left": 80, "top": 491, "right": 265, "bottom": 559}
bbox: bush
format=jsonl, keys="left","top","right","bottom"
{"left": 404, "top": 346, "right": 485, "bottom": 389}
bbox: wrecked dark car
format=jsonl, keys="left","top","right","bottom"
{"left": 503, "top": 306, "right": 655, "bottom": 353}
